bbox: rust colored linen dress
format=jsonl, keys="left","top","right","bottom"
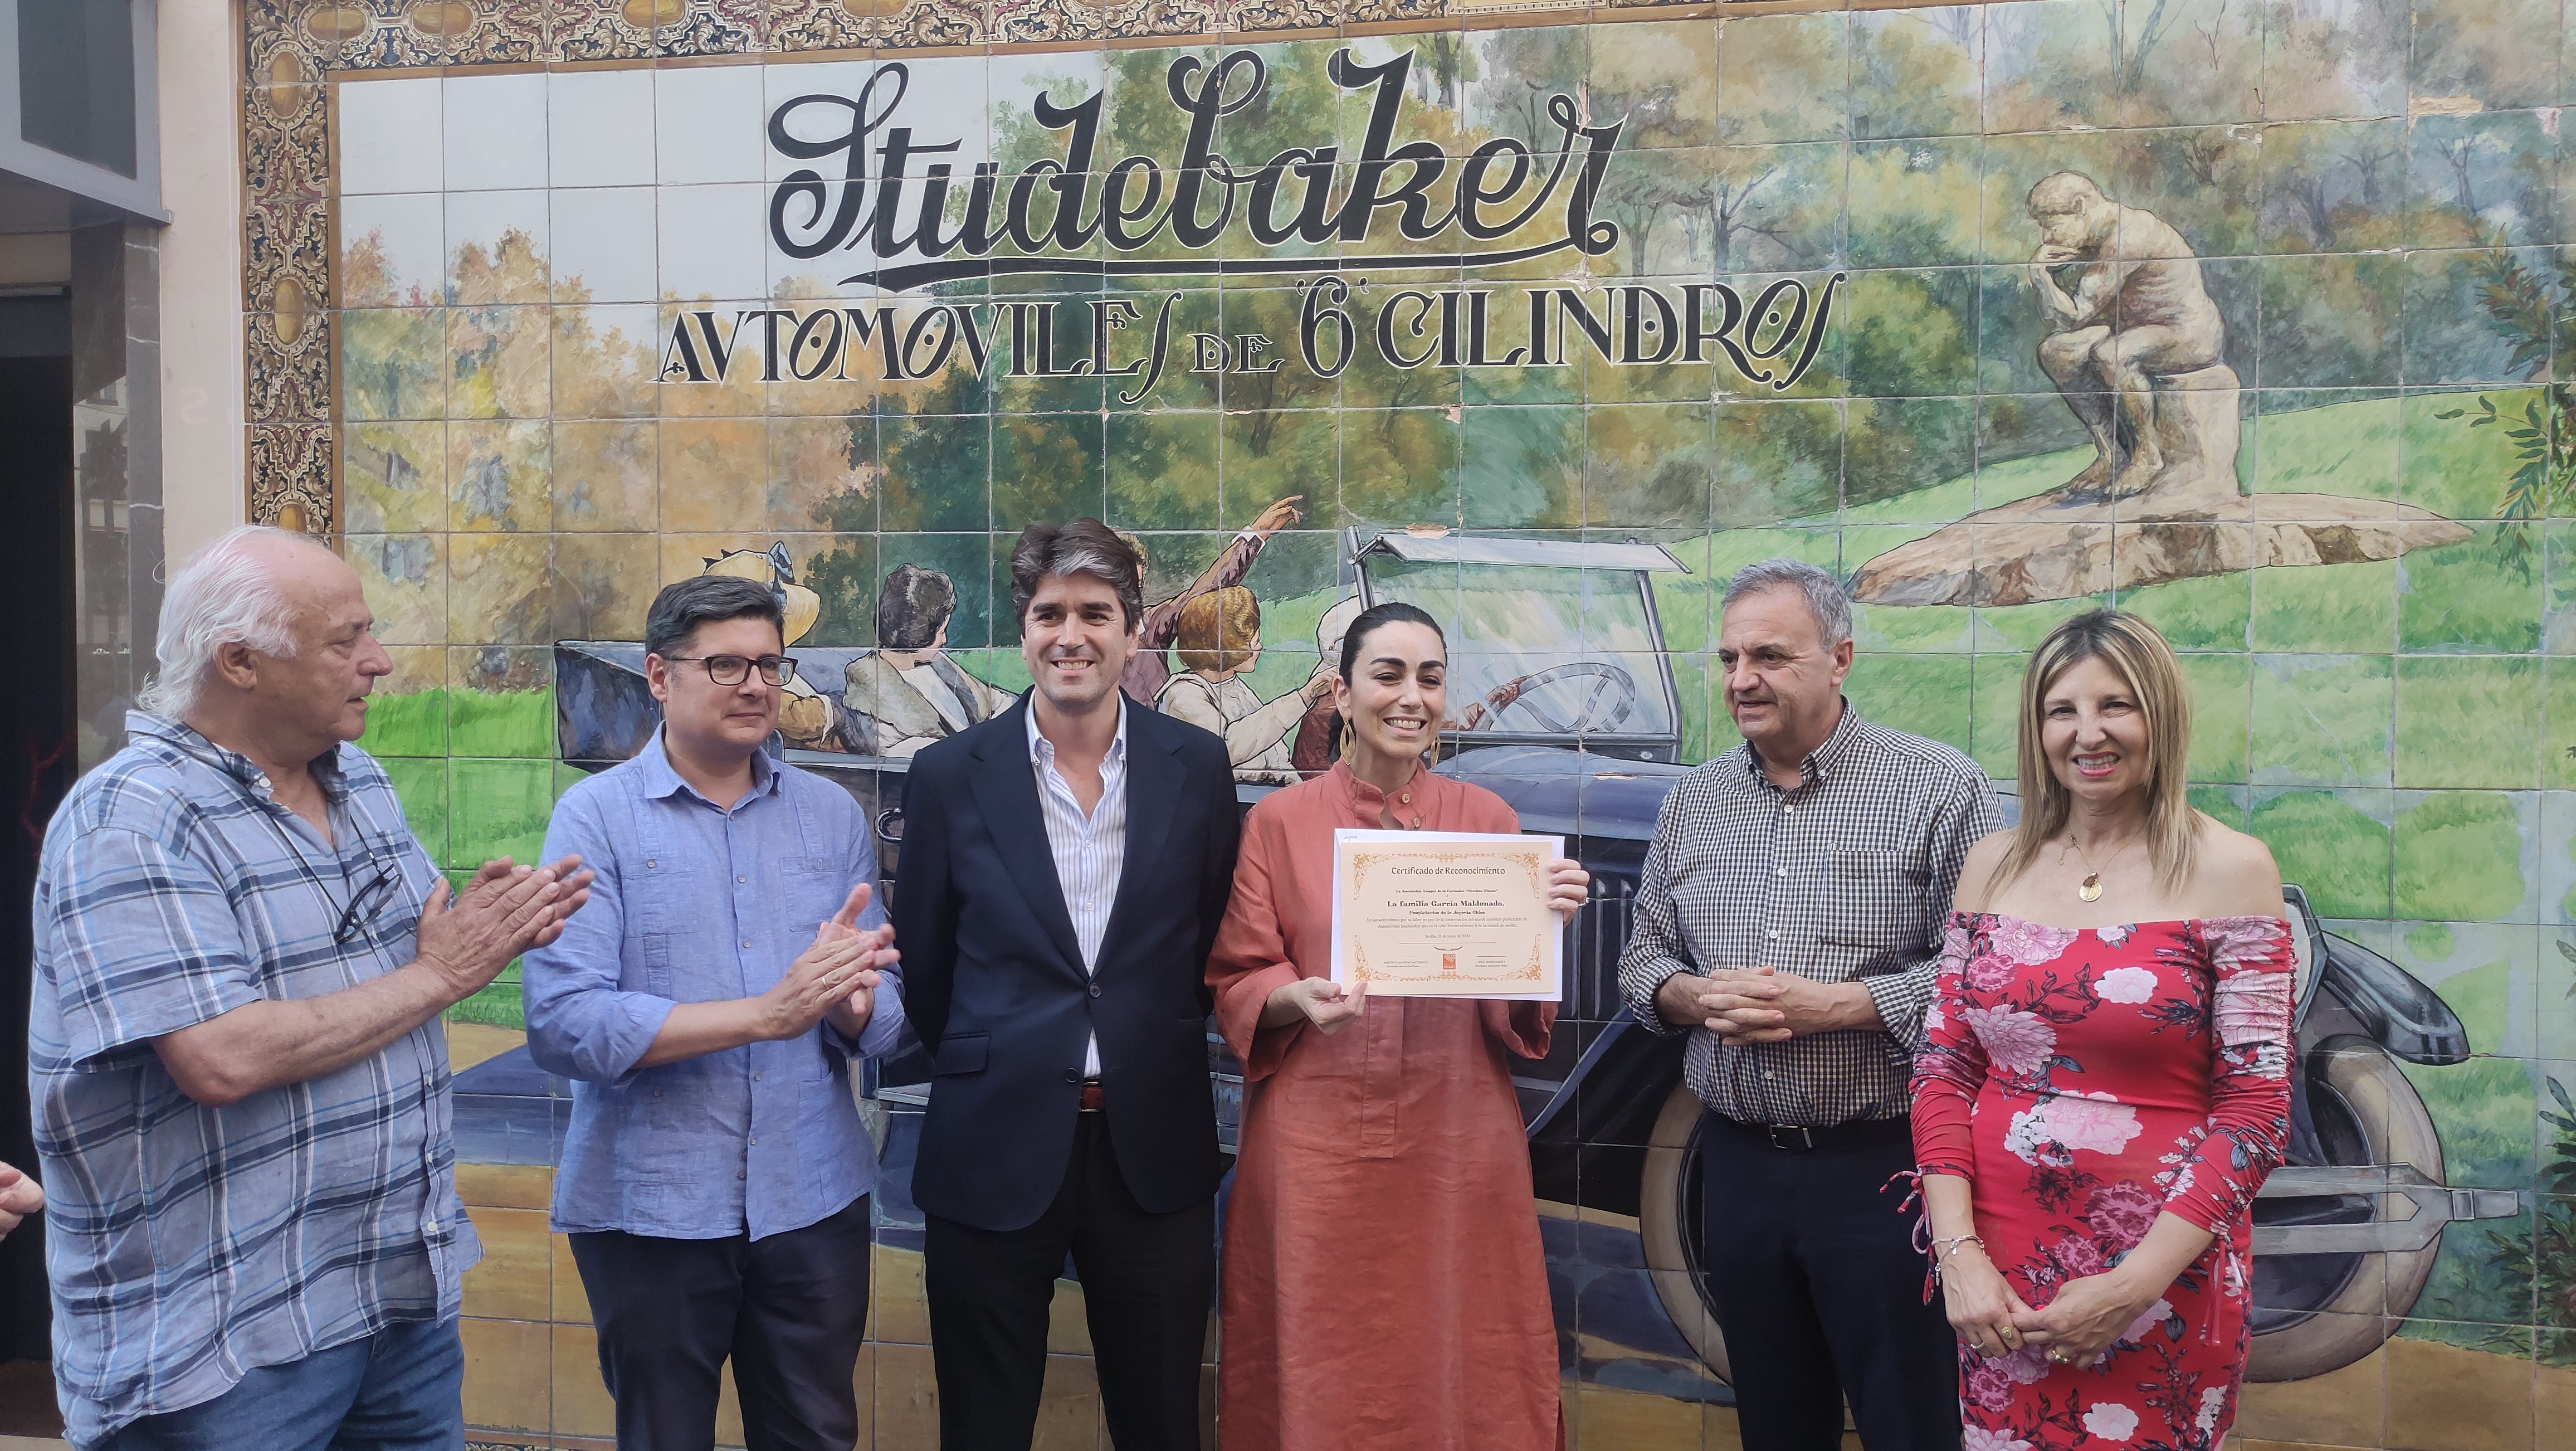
{"left": 1206, "top": 762, "right": 1564, "bottom": 1451}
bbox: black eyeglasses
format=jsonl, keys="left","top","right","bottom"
{"left": 335, "top": 861, "right": 402, "bottom": 946}
{"left": 665, "top": 654, "right": 800, "bottom": 686}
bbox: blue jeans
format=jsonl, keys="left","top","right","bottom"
{"left": 95, "top": 1318, "right": 464, "bottom": 1451}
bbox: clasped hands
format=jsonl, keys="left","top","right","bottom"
{"left": 1942, "top": 1243, "right": 2163, "bottom": 1369}
{"left": 1266, "top": 858, "right": 1590, "bottom": 1035}
{"left": 1656, "top": 965, "right": 1871, "bottom": 1045}
{"left": 764, "top": 883, "right": 898, "bottom": 1043}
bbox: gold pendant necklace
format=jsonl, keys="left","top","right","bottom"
{"left": 2066, "top": 835, "right": 2105, "bottom": 902}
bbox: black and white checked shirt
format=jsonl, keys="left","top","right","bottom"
{"left": 1616, "top": 705, "right": 2000, "bottom": 1128}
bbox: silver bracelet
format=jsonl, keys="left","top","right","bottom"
{"left": 1930, "top": 1234, "right": 1985, "bottom": 1281}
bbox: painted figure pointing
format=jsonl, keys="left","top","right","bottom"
{"left": 2026, "top": 172, "right": 2232, "bottom": 507}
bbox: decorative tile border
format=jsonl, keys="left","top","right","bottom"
{"left": 235, "top": 0, "right": 1975, "bottom": 533}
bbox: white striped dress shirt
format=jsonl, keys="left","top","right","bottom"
{"left": 1027, "top": 699, "right": 1129, "bottom": 1078}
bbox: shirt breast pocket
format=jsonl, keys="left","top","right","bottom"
{"left": 1832, "top": 847, "right": 1929, "bottom": 894}
{"left": 1832, "top": 848, "right": 1928, "bottom": 883}
{"left": 780, "top": 856, "right": 851, "bottom": 928}
{"left": 1822, "top": 850, "right": 1933, "bottom": 948}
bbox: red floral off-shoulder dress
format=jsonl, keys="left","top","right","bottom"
{"left": 1910, "top": 913, "right": 2297, "bottom": 1451}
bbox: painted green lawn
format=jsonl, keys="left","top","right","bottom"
{"left": 363, "top": 688, "right": 559, "bottom": 1030}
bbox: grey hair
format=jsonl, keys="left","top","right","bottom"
{"left": 1721, "top": 557, "right": 1853, "bottom": 646}
{"left": 135, "top": 525, "right": 314, "bottom": 721}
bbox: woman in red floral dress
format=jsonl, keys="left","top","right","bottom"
{"left": 1910, "top": 611, "right": 2296, "bottom": 1451}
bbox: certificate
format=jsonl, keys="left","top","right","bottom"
{"left": 1329, "top": 829, "right": 1563, "bottom": 1001}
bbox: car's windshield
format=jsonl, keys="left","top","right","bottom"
{"left": 1367, "top": 557, "right": 1675, "bottom": 741}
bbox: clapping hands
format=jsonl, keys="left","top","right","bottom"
{"left": 817, "top": 883, "right": 898, "bottom": 1040}
{"left": 417, "top": 855, "right": 595, "bottom": 1003}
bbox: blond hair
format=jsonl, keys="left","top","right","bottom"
{"left": 1175, "top": 586, "right": 1261, "bottom": 674}
{"left": 1993, "top": 609, "right": 2199, "bottom": 894}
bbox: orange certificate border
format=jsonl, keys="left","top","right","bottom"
{"left": 1329, "top": 829, "right": 1563, "bottom": 1001}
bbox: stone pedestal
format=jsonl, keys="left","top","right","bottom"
{"left": 1846, "top": 493, "right": 2474, "bottom": 607}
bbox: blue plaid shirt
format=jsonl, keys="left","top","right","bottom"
{"left": 30, "top": 713, "right": 473, "bottom": 1445}
{"left": 523, "top": 731, "right": 906, "bottom": 1241}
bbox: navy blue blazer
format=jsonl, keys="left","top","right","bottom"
{"left": 891, "top": 696, "right": 1241, "bottom": 1232}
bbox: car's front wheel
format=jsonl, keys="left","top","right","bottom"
{"left": 2245, "top": 1034, "right": 2445, "bottom": 1381}
{"left": 1640, "top": 1079, "right": 1731, "bottom": 1382}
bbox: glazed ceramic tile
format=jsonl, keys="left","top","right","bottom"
{"left": 2410, "top": 0, "right": 2566, "bottom": 114}
{"left": 2259, "top": 116, "right": 2412, "bottom": 255}
{"left": 655, "top": 62, "right": 768, "bottom": 187}
{"left": 443, "top": 71, "right": 549, "bottom": 192}
{"left": 338, "top": 75, "right": 445, "bottom": 196}
{"left": 444, "top": 189, "right": 552, "bottom": 305}
{"left": 458, "top": 1316, "right": 552, "bottom": 1433}
{"left": 339, "top": 191, "right": 447, "bottom": 307}
{"left": 549, "top": 68, "right": 657, "bottom": 191}
{"left": 2265, "top": 0, "right": 2409, "bottom": 123}
{"left": 1850, "top": 6, "right": 1979, "bottom": 141}
{"left": 657, "top": 183, "right": 770, "bottom": 301}
{"left": 2120, "top": 0, "right": 2261, "bottom": 129}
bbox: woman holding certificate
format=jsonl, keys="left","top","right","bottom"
{"left": 1206, "top": 602, "right": 1588, "bottom": 1451}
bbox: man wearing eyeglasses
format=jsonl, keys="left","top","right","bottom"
{"left": 31, "top": 526, "right": 594, "bottom": 1450}
{"left": 524, "top": 573, "right": 907, "bottom": 1451}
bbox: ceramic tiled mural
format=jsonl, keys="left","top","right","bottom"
{"left": 237, "top": 0, "right": 2576, "bottom": 1445}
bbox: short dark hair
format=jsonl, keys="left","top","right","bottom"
{"left": 876, "top": 563, "right": 958, "bottom": 651}
{"left": 1008, "top": 517, "right": 1143, "bottom": 631}
{"left": 646, "top": 575, "right": 784, "bottom": 660}
{"left": 1338, "top": 601, "right": 1444, "bottom": 679}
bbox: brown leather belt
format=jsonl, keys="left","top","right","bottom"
{"left": 1079, "top": 1080, "right": 1106, "bottom": 1112}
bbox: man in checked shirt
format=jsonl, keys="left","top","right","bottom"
{"left": 1618, "top": 558, "right": 1999, "bottom": 1451}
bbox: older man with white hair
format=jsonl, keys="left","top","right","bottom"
{"left": 30, "top": 525, "right": 594, "bottom": 1450}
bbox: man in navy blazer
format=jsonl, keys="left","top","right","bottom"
{"left": 894, "top": 518, "right": 1240, "bottom": 1451}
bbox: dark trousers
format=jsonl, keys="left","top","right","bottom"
{"left": 567, "top": 1194, "right": 873, "bottom": 1451}
{"left": 1699, "top": 1116, "right": 1962, "bottom": 1451}
{"left": 925, "top": 1112, "right": 1214, "bottom": 1451}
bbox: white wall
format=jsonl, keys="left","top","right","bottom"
{"left": 154, "top": 0, "right": 245, "bottom": 566}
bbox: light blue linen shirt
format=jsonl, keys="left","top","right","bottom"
{"left": 523, "top": 731, "right": 906, "bottom": 1240}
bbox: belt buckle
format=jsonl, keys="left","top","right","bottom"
{"left": 1765, "top": 1123, "right": 1814, "bottom": 1151}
